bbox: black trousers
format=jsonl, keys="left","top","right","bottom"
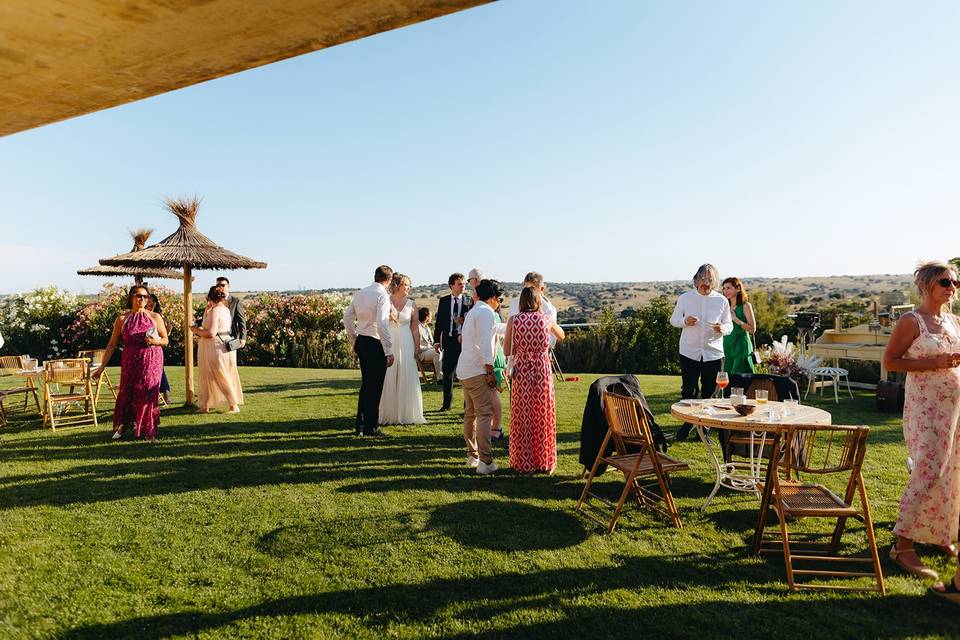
{"left": 676, "top": 354, "right": 724, "bottom": 439}
{"left": 440, "top": 339, "right": 462, "bottom": 409}
{"left": 355, "top": 335, "right": 387, "bottom": 434}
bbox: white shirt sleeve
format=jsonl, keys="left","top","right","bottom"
{"left": 719, "top": 298, "right": 734, "bottom": 335}
{"left": 343, "top": 300, "right": 357, "bottom": 343}
{"left": 377, "top": 291, "right": 393, "bottom": 356}
{"left": 479, "top": 310, "right": 495, "bottom": 366}
{"left": 670, "top": 295, "right": 686, "bottom": 328}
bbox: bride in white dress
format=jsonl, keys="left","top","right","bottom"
{"left": 379, "top": 273, "right": 425, "bottom": 425}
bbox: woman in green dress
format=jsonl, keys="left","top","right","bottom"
{"left": 721, "top": 277, "right": 757, "bottom": 374}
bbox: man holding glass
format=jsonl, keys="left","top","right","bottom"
{"left": 669, "top": 264, "right": 733, "bottom": 441}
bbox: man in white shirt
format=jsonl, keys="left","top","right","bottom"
{"left": 343, "top": 265, "right": 395, "bottom": 437}
{"left": 669, "top": 263, "right": 733, "bottom": 441}
{"left": 507, "top": 271, "right": 558, "bottom": 326}
{"left": 417, "top": 307, "right": 442, "bottom": 382}
{"left": 457, "top": 279, "right": 504, "bottom": 474}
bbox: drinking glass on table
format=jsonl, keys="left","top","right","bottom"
{"left": 755, "top": 389, "right": 769, "bottom": 404}
{"left": 715, "top": 371, "right": 729, "bottom": 398}
{"left": 783, "top": 398, "right": 799, "bottom": 415}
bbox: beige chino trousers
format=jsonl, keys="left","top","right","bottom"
{"left": 462, "top": 374, "right": 495, "bottom": 464}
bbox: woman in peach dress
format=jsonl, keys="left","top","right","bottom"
{"left": 190, "top": 286, "right": 243, "bottom": 413}
{"left": 884, "top": 261, "right": 960, "bottom": 603}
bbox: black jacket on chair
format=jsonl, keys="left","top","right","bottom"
{"left": 578, "top": 374, "right": 668, "bottom": 473}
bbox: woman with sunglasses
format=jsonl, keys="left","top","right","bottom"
{"left": 883, "top": 261, "right": 960, "bottom": 602}
{"left": 94, "top": 285, "right": 168, "bottom": 442}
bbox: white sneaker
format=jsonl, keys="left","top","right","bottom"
{"left": 476, "top": 460, "right": 498, "bottom": 475}
{"left": 466, "top": 456, "right": 480, "bottom": 468}
{"left": 111, "top": 431, "right": 122, "bottom": 440}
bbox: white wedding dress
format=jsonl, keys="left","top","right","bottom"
{"left": 379, "top": 299, "right": 425, "bottom": 425}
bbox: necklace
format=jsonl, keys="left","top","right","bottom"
{"left": 920, "top": 311, "right": 944, "bottom": 326}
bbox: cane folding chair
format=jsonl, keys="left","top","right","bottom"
{"left": 77, "top": 349, "right": 117, "bottom": 405}
{"left": 42, "top": 359, "right": 98, "bottom": 430}
{"left": 0, "top": 355, "right": 43, "bottom": 426}
{"left": 415, "top": 355, "right": 432, "bottom": 384}
{"left": 753, "top": 424, "right": 884, "bottom": 593}
{"left": 577, "top": 392, "right": 689, "bottom": 532}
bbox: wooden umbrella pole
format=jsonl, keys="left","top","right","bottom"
{"left": 183, "top": 263, "right": 195, "bottom": 405}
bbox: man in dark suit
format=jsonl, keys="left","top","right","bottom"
{"left": 433, "top": 272, "right": 471, "bottom": 411}
{"left": 216, "top": 277, "right": 247, "bottom": 347}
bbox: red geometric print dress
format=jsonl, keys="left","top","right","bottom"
{"left": 509, "top": 310, "right": 557, "bottom": 474}
{"left": 112, "top": 311, "right": 163, "bottom": 438}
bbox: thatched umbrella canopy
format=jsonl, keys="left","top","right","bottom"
{"left": 99, "top": 198, "right": 267, "bottom": 404}
{"left": 78, "top": 229, "right": 185, "bottom": 283}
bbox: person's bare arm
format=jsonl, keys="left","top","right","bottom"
{"left": 93, "top": 315, "right": 124, "bottom": 378}
{"left": 883, "top": 315, "right": 959, "bottom": 372}
{"left": 739, "top": 302, "right": 757, "bottom": 335}
{"left": 503, "top": 317, "right": 514, "bottom": 357}
{"left": 145, "top": 312, "right": 169, "bottom": 347}
{"left": 550, "top": 323, "right": 565, "bottom": 341}
{"left": 409, "top": 301, "right": 420, "bottom": 347}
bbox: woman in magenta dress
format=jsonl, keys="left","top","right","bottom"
{"left": 504, "top": 287, "right": 565, "bottom": 474}
{"left": 94, "top": 285, "right": 168, "bottom": 442}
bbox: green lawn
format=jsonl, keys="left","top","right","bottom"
{"left": 0, "top": 367, "right": 955, "bottom": 639}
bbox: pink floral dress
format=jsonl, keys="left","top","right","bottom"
{"left": 893, "top": 311, "right": 960, "bottom": 546}
{"left": 112, "top": 311, "right": 163, "bottom": 438}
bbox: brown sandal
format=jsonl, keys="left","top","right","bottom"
{"left": 931, "top": 575, "right": 960, "bottom": 605}
{"left": 890, "top": 544, "right": 939, "bottom": 580}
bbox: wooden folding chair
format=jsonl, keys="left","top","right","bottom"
{"left": 0, "top": 355, "right": 43, "bottom": 426}
{"left": 42, "top": 358, "right": 98, "bottom": 430}
{"left": 577, "top": 392, "right": 689, "bottom": 532}
{"left": 753, "top": 424, "right": 884, "bottom": 593}
{"left": 78, "top": 349, "right": 116, "bottom": 405}
{"left": 415, "top": 355, "right": 432, "bottom": 384}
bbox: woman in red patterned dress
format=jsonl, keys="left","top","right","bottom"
{"left": 504, "top": 287, "right": 565, "bottom": 474}
{"left": 94, "top": 285, "right": 167, "bottom": 442}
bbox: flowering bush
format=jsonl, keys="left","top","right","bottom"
{"left": 759, "top": 336, "right": 822, "bottom": 384}
{"left": 61, "top": 283, "right": 200, "bottom": 365}
{"left": 0, "top": 286, "right": 80, "bottom": 360}
{"left": 0, "top": 284, "right": 354, "bottom": 369}
{"left": 242, "top": 292, "right": 354, "bottom": 368}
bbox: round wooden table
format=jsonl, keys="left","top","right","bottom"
{"left": 671, "top": 400, "right": 832, "bottom": 510}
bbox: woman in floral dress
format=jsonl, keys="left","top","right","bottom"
{"left": 883, "top": 261, "right": 960, "bottom": 601}
{"left": 504, "top": 287, "right": 565, "bottom": 474}
{"left": 94, "top": 285, "right": 167, "bottom": 442}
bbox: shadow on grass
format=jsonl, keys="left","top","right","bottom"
{"left": 58, "top": 548, "right": 953, "bottom": 640}
{"left": 429, "top": 500, "right": 588, "bottom": 551}
{"left": 245, "top": 376, "right": 359, "bottom": 394}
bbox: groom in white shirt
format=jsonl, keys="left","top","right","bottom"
{"left": 343, "top": 265, "right": 395, "bottom": 437}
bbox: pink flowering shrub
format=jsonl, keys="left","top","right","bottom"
{"left": 61, "top": 283, "right": 200, "bottom": 365}
{"left": 242, "top": 292, "right": 353, "bottom": 368}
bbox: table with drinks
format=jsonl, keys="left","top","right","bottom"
{"left": 671, "top": 380, "right": 832, "bottom": 511}
{"left": 12, "top": 356, "right": 45, "bottom": 419}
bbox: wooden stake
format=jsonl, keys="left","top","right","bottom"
{"left": 183, "top": 263, "right": 195, "bottom": 405}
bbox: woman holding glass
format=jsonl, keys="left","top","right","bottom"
{"left": 883, "top": 261, "right": 960, "bottom": 602}
{"left": 94, "top": 285, "right": 167, "bottom": 441}
{"left": 721, "top": 277, "right": 757, "bottom": 374}
{"left": 669, "top": 264, "right": 733, "bottom": 441}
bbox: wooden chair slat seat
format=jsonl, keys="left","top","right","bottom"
{"left": 577, "top": 392, "right": 689, "bottom": 532}
{"left": 753, "top": 424, "right": 884, "bottom": 594}
{"left": 0, "top": 355, "right": 43, "bottom": 426}
{"left": 41, "top": 358, "right": 98, "bottom": 431}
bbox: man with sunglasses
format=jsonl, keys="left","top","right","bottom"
{"left": 215, "top": 277, "right": 247, "bottom": 349}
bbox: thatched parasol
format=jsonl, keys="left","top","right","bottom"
{"left": 78, "top": 229, "right": 185, "bottom": 284}
{"left": 99, "top": 198, "right": 267, "bottom": 404}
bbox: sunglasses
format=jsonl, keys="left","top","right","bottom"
{"left": 938, "top": 278, "right": 960, "bottom": 288}
{"left": 133, "top": 294, "right": 150, "bottom": 299}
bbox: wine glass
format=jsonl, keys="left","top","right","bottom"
{"left": 715, "top": 371, "right": 729, "bottom": 399}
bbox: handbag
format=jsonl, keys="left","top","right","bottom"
{"left": 218, "top": 333, "right": 242, "bottom": 352}
{"left": 749, "top": 350, "right": 761, "bottom": 366}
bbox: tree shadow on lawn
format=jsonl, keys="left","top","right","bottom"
{"left": 0, "top": 431, "right": 478, "bottom": 509}
{"left": 59, "top": 548, "right": 953, "bottom": 640}
{"left": 245, "top": 377, "right": 359, "bottom": 394}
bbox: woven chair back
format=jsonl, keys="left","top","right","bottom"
{"left": 43, "top": 359, "right": 89, "bottom": 386}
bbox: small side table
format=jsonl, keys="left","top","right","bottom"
{"left": 806, "top": 366, "right": 853, "bottom": 403}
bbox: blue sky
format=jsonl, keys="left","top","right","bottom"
{"left": 1, "top": 0, "right": 958, "bottom": 293}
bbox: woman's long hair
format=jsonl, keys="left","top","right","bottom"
{"left": 722, "top": 277, "right": 747, "bottom": 307}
